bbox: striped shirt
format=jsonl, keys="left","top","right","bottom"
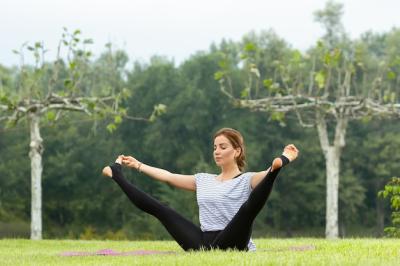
{"left": 195, "top": 172, "right": 256, "bottom": 251}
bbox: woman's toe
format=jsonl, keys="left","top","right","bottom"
{"left": 115, "top": 155, "right": 123, "bottom": 164}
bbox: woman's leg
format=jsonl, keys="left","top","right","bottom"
{"left": 212, "top": 155, "right": 291, "bottom": 250}
{"left": 107, "top": 163, "right": 203, "bottom": 251}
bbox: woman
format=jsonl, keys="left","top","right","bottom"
{"left": 102, "top": 128, "right": 298, "bottom": 251}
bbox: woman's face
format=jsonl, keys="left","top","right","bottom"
{"left": 213, "top": 135, "right": 240, "bottom": 168}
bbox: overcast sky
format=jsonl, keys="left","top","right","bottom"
{"left": 1, "top": 0, "right": 399, "bottom": 67}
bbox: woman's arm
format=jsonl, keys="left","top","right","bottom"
{"left": 121, "top": 156, "right": 196, "bottom": 191}
{"left": 250, "top": 168, "right": 270, "bottom": 189}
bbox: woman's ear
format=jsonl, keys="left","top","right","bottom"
{"left": 235, "top": 147, "right": 241, "bottom": 158}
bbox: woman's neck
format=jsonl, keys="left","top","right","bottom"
{"left": 219, "top": 164, "right": 241, "bottom": 180}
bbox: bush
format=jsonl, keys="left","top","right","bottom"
{"left": 0, "top": 221, "right": 30, "bottom": 238}
{"left": 378, "top": 177, "right": 400, "bottom": 237}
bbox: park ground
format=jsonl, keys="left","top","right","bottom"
{"left": 1, "top": 238, "right": 399, "bottom": 265}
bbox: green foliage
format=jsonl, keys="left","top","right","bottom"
{"left": 378, "top": 177, "right": 400, "bottom": 237}
{"left": 77, "top": 226, "right": 128, "bottom": 240}
{"left": 339, "top": 169, "right": 367, "bottom": 226}
{"left": 270, "top": 111, "right": 285, "bottom": 123}
{"left": 149, "top": 104, "right": 167, "bottom": 122}
{"left": 213, "top": 70, "right": 225, "bottom": 81}
{"left": 314, "top": 71, "right": 326, "bottom": 89}
{"left": 106, "top": 123, "right": 117, "bottom": 133}
{"left": 0, "top": 222, "right": 29, "bottom": 238}
{"left": 45, "top": 111, "right": 56, "bottom": 122}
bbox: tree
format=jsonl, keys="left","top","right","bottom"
{"left": 215, "top": 2, "right": 400, "bottom": 238}
{"left": 0, "top": 29, "right": 162, "bottom": 239}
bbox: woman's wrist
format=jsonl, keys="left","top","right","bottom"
{"left": 136, "top": 161, "right": 143, "bottom": 172}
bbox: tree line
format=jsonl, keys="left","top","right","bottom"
{"left": 1, "top": 2, "right": 399, "bottom": 240}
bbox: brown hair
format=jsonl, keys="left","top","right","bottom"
{"left": 213, "top": 128, "right": 246, "bottom": 171}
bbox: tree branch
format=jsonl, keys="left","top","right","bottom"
{"left": 237, "top": 94, "right": 400, "bottom": 119}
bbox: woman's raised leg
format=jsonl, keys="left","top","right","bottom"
{"left": 103, "top": 159, "right": 203, "bottom": 251}
{"left": 212, "top": 145, "right": 298, "bottom": 250}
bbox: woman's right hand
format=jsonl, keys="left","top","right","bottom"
{"left": 121, "top": 155, "right": 141, "bottom": 170}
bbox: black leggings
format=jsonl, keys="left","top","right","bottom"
{"left": 109, "top": 163, "right": 282, "bottom": 251}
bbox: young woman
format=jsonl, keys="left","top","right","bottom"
{"left": 102, "top": 128, "right": 298, "bottom": 251}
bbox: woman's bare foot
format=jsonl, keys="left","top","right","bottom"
{"left": 102, "top": 155, "right": 123, "bottom": 178}
{"left": 282, "top": 144, "right": 299, "bottom": 162}
{"left": 271, "top": 144, "right": 299, "bottom": 172}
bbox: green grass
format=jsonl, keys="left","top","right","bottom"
{"left": 1, "top": 238, "right": 399, "bottom": 265}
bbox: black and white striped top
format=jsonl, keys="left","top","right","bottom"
{"left": 195, "top": 172, "right": 256, "bottom": 251}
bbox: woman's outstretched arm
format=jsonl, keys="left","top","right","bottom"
{"left": 121, "top": 155, "right": 196, "bottom": 191}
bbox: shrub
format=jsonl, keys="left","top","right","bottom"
{"left": 378, "top": 177, "right": 400, "bottom": 237}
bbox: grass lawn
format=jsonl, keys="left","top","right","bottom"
{"left": 1, "top": 238, "right": 399, "bottom": 265}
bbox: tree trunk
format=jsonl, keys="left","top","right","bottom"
{"left": 316, "top": 111, "right": 347, "bottom": 239}
{"left": 324, "top": 146, "right": 340, "bottom": 238}
{"left": 29, "top": 112, "right": 43, "bottom": 240}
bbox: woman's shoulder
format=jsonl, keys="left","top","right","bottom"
{"left": 194, "top": 172, "right": 217, "bottom": 179}
{"left": 241, "top": 172, "right": 256, "bottom": 178}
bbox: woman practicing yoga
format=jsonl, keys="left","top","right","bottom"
{"left": 102, "top": 128, "right": 298, "bottom": 251}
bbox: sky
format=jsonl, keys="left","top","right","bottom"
{"left": 1, "top": 0, "right": 399, "bottom": 67}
